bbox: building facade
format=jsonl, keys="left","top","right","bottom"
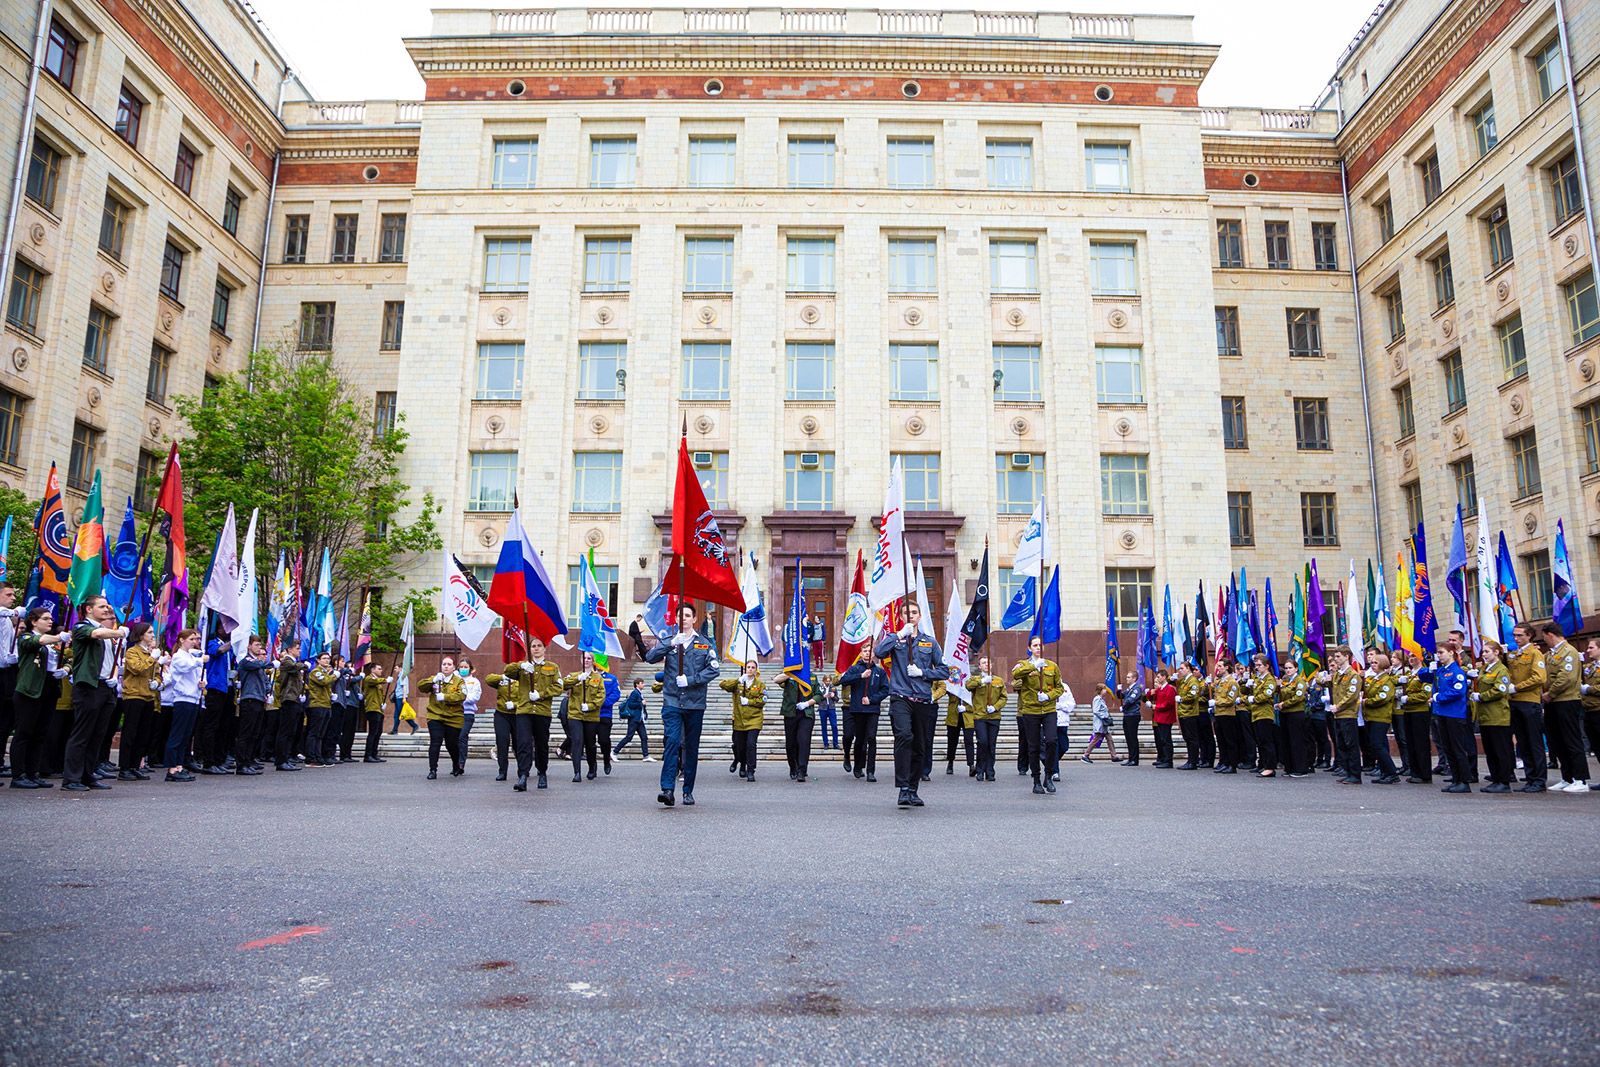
{"left": 3, "top": 0, "right": 1596, "bottom": 665}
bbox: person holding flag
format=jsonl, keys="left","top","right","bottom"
{"left": 719, "top": 660, "right": 767, "bottom": 782}
{"left": 635, "top": 600, "right": 721, "bottom": 807}
{"left": 62, "top": 595, "right": 130, "bottom": 792}
{"left": 776, "top": 562, "right": 817, "bottom": 783}
{"left": 838, "top": 645, "right": 889, "bottom": 783}
{"left": 874, "top": 597, "right": 949, "bottom": 809}
{"left": 561, "top": 651, "right": 606, "bottom": 783}
{"left": 1011, "top": 634, "right": 1064, "bottom": 795}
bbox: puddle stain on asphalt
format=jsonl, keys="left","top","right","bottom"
{"left": 1527, "top": 896, "right": 1600, "bottom": 908}
{"left": 237, "top": 925, "right": 327, "bottom": 951}
{"left": 747, "top": 991, "right": 1086, "bottom": 1018}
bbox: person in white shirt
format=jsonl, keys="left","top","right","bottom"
{"left": 1048, "top": 681, "right": 1076, "bottom": 782}
{"left": 0, "top": 583, "right": 23, "bottom": 777}
{"left": 157, "top": 629, "right": 206, "bottom": 782}
{"left": 457, "top": 656, "right": 482, "bottom": 774}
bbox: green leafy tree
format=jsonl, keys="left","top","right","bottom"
{"left": 372, "top": 587, "right": 438, "bottom": 653}
{"left": 0, "top": 486, "right": 40, "bottom": 588}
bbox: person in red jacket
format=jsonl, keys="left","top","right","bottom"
{"left": 1148, "top": 669, "right": 1178, "bottom": 768}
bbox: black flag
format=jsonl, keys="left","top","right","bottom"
{"left": 961, "top": 546, "right": 992, "bottom": 653}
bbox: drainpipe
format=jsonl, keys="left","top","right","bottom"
{"left": 0, "top": 0, "right": 55, "bottom": 315}
{"left": 248, "top": 64, "right": 292, "bottom": 387}
{"left": 1553, "top": 0, "right": 1600, "bottom": 275}
{"left": 1332, "top": 79, "right": 1386, "bottom": 566}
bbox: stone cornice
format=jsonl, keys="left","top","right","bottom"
{"left": 1201, "top": 140, "right": 1341, "bottom": 173}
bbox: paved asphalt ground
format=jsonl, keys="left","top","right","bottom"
{"left": 1, "top": 755, "right": 1597, "bottom": 1065}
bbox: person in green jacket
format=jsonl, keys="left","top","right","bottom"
{"left": 305, "top": 652, "right": 336, "bottom": 767}
{"left": 503, "top": 639, "right": 563, "bottom": 789}
{"left": 562, "top": 652, "right": 606, "bottom": 783}
{"left": 1244, "top": 655, "right": 1279, "bottom": 778}
{"left": 360, "top": 663, "right": 389, "bottom": 764}
{"left": 418, "top": 656, "right": 466, "bottom": 780}
{"left": 1011, "top": 636, "right": 1064, "bottom": 795}
{"left": 776, "top": 671, "right": 816, "bottom": 782}
{"left": 63, "top": 595, "right": 129, "bottom": 792}
{"left": 10, "top": 608, "right": 66, "bottom": 789}
{"left": 719, "top": 660, "right": 766, "bottom": 781}
{"left": 1472, "top": 640, "right": 1516, "bottom": 792}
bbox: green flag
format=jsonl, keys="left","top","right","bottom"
{"left": 1364, "top": 560, "right": 1378, "bottom": 643}
{"left": 67, "top": 470, "right": 104, "bottom": 606}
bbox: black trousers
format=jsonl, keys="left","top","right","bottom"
{"left": 1018, "top": 713, "right": 1054, "bottom": 779}
{"left": 274, "top": 702, "right": 304, "bottom": 766}
{"left": 1439, "top": 716, "right": 1475, "bottom": 784}
{"left": 1311, "top": 715, "right": 1334, "bottom": 765}
{"left": 234, "top": 698, "right": 265, "bottom": 767}
{"left": 1121, "top": 714, "right": 1142, "bottom": 763}
{"left": 1508, "top": 701, "right": 1546, "bottom": 784}
{"left": 339, "top": 704, "right": 360, "bottom": 759}
{"left": 427, "top": 718, "right": 462, "bottom": 773}
{"left": 784, "top": 715, "right": 814, "bottom": 777}
{"left": 567, "top": 719, "right": 598, "bottom": 775}
{"left": 1481, "top": 723, "right": 1514, "bottom": 785}
{"left": 1401, "top": 710, "right": 1432, "bottom": 781}
{"left": 10, "top": 691, "right": 50, "bottom": 780}
{"left": 197, "top": 688, "right": 234, "bottom": 767}
{"left": 1546, "top": 700, "right": 1589, "bottom": 782}
{"left": 888, "top": 697, "right": 935, "bottom": 791}
{"left": 0, "top": 664, "right": 16, "bottom": 769}
{"left": 64, "top": 683, "right": 115, "bottom": 787}
{"left": 848, "top": 710, "right": 879, "bottom": 775}
{"left": 118, "top": 699, "right": 155, "bottom": 771}
{"left": 494, "top": 710, "right": 514, "bottom": 773}
{"left": 1364, "top": 721, "right": 1395, "bottom": 778}
{"left": 1198, "top": 713, "right": 1217, "bottom": 765}
{"left": 304, "top": 707, "right": 331, "bottom": 762}
{"left": 597, "top": 719, "right": 613, "bottom": 769}
{"left": 96, "top": 696, "right": 121, "bottom": 766}
{"left": 1333, "top": 717, "right": 1361, "bottom": 781}
{"left": 614, "top": 716, "right": 648, "bottom": 757}
{"left": 1015, "top": 716, "right": 1028, "bottom": 773}
{"left": 259, "top": 706, "right": 278, "bottom": 762}
{"left": 841, "top": 710, "right": 856, "bottom": 761}
{"left": 522, "top": 715, "right": 549, "bottom": 776}
{"left": 1252, "top": 719, "right": 1277, "bottom": 772}
{"left": 147, "top": 704, "right": 171, "bottom": 765}
{"left": 1586, "top": 708, "right": 1600, "bottom": 767}
{"left": 45, "top": 704, "right": 72, "bottom": 775}
{"left": 1280, "top": 710, "right": 1309, "bottom": 774}
{"left": 1214, "top": 715, "right": 1242, "bottom": 768}
{"left": 1152, "top": 722, "right": 1174, "bottom": 765}
{"left": 973, "top": 718, "right": 999, "bottom": 776}
{"left": 945, "top": 723, "right": 974, "bottom": 768}
{"left": 732, "top": 727, "right": 760, "bottom": 776}
{"left": 1177, "top": 716, "right": 1201, "bottom": 765}
{"left": 1237, "top": 714, "right": 1257, "bottom": 766}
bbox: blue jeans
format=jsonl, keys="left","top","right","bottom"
{"left": 659, "top": 705, "right": 703, "bottom": 794}
{"left": 615, "top": 716, "right": 649, "bottom": 757}
{"left": 165, "top": 701, "right": 201, "bottom": 769}
{"left": 818, "top": 705, "right": 839, "bottom": 748}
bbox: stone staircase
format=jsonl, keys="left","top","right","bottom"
{"left": 375, "top": 661, "right": 1164, "bottom": 764}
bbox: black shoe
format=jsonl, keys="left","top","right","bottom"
{"left": 854, "top": 769, "right": 864, "bottom": 779}
{"left": 946, "top": 765, "right": 954, "bottom": 775}
{"left": 730, "top": 760, "right": 739, "bottom": 773}
{"left": 276, "top": 762, "right": 300, "bottom": 772}
{"left": 1406, "top": 776, "right": 1427, "bottom": 784}
{"left": 364, "top": 757, "right": 383, "bottom": 764}
{"left": 1033, "top": 780, "right": 1046, "bottom": 794}
{"left": 62, "top": 781, "right": 90, "bottom": 792}
{"left": 842, "top": 760, "right": 852, "bottom": 774}
{"left": 200, "top": 765, "right": 227, "bottom": 775}
{"left": 10, "top": 778, "right": 39, "bottom": 789}
{"left": 164, "top": 771, "right": 192, "bottom": 783}
{"left": 1482, "top": 782, "right": 1510, "bottom": 793}
{"left": 1374, "top": 775, "right": 1400, "bottom": 784}
{"left": 96, "top": 761, "right": 116, "bottom": 775}
{"left": 1518, "top": 782, "right": 1545, "bottom": 793}
{"left": 657, "top": 790, "right": 675, "bottom": 807}
{"left": 682, "top": 792, "right": 695, "bottom": 806}
{"left": 866, "top": 773, "right": 877, "bottom": 782}
{"left": 604, "top": 763, "right": 612, "bottom": 776}
{"left": 738, "top": 769, "right": 747, "bottom": 780}
{"left": 746, "top": 772, "right": 755, "bottom": 782}
{"left": 117, "top": 770, "right": 141, "bottom": 782}
{"left": 451, "top": 768, "right": 464, "bottom": 777}
{"left": 427, "top": 770, "right": 438, "bottom": 780}
{"left": 897, "top": 789, "right": 911, "bottom": 807}
{"left": 1044, "top": 776, "right": 1056, "bottom": 794}
{"left": 968, "top": 766, "right": 977, "bottom": 777}
{"left": 1218, "top": 767, "right": 1236, "bottom": 774}
{"left": 514, "top": 775, "right": 528, "bottom": 792}
{"left": 1337, "top": 776, "right": 1361, "bottom": 785}
{"left": 921, "top": 775, "right": 931, "bottom": 782}
{"left": 985, "top": 772, "right": 995, "bottom": 782}
{"left": 907, "top": 792, "right": 924, "bottom": 807}
{"left": 537, "top": 774, "right": 547, "bottom": 788}
{"left": 1443, "top": 783, "right": 1470, "bottom": 793}
{"left": 797, "top": 774, "right": 807, "bottom": 783}
{"left": 495, "top": 770, "right": 508, "bottom": 782}
{"left": 572, "top": 772, "right": 582, "bottom": 783}
{"left": 789, "top": 772, "right": 797, "bottom": 781}
{"left": 586, "top": 770, "right": 597, "bottom": 780}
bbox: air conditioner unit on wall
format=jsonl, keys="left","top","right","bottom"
{"left": 1010, "top": 452, "right": 1032, "bottom": 469}
{"left": 692, "top": 451, "right": 714, "bottom": 467}
{"left": 799, "top": 452, "right": 821, "bottom": 468}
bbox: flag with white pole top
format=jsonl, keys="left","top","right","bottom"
{"left": 913, "top": 557, "right": 934, "bottom": 637}
{"left": 1012, "top": 496, "right": 1048, "bottom": 579}
{"left": 1473, "top": 498, "right": 1498, "bottom": 649}
{"left": 868, "top": 458, "right": 909, "bottom": 613}
{"left": 1345, "top": 560, "right": 1365, "bottom": 668}
{"left": 942, "top": 574, "right": 971, "bottom": 705}
{"left": 442, "top": 550, "right": 498, "bottom": 649}
{"left": 229, "top": 508, "right": 259, "bottom": 661}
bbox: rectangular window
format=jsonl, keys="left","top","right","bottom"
{"left": 1300, "top": 492, "right": 1339, "bottom": 547}
{"left": 994, "top": 344, "right": 1042, "bottom": 403}
{"left": 159, "top": 241, "right": 184, "bottom": 302}
{"left": 145, "top": 341, "right": 172, "bottom": 404}
{"left": 1563, "top": 268, "right": 1600, "bottom": 346}
{"left": 684, "top": 236, "right": 733, "bottom": 293}
{"left": 995, "top": 453, "right": 1044, "bottom": 514}
{"left": 0, "top": 389, "right": 26, "bottom": 467}
{"left": 1293, "top": 397, "right": 1331, "bottom": 451}
{"left": 283, "top": 214, "right": 309, "bottom": 263}
{"left": 589, "top": 137, "right": 636, "bottom": 188}
{"left": 1534, "top": 38, "right": 1564, "bottom": 103}
{"left": 378, "top": 214, "right": 406, "bottom": 262}
{"left": 68, "top": 422, "right": 99, "bottom": 491}
{"left": 222, "top": 186, "right": 242, "bottom": 236}
{"left": 1265, "top": 221, "right": 1291, "bottom": 269}
{"left": 890, "top": 237, "right": 937, "bottom": 293}
{"left": 886, "top": 138, "right": 934, "bottom": 189}
{"left": 45, "top": 18, "right": 78, "bottom": 89}
{"left": 330, "top": 214, "right": 358, "bottom": 263}
{"left": 786, "top": 342, "right": 835, "bottom": 401}
{"left": 1383, "top": 288, "right": 1405, "bottom": 342}
{"left": 1100, "top": 454, "right": 1150, "bottom": 515}
{"left": 583, "top": 236, "right": 632, "bottom": 293}
{"left": 1084, "top": 142, "right": 1131, "bottom": 192}
{"left": 132, "top": 448, "right": 162, "bottom": 511}
{"left": 1216, "top": 219, "right": 1243, "bottom": 268}
{"left": 1221, "top": 396, "right": 1248, "bottom": 449}
{"left": 1401, "top": 481, "right": 1423, "bottom": 531}
{"left": 681, "top": 341, "right": 730, "bottom": 401}
{"left": 1287, "top": 307, "right": 1322, "bottom": 356}
{"left": 492, "top": 138, "right": 538, "bottom": 189}
{"left": 483, "top": 237, "right": 532, "bottom": 292}
{"left": 468, "top": 452, "right": 517, "bottom": 511}
{"left": 1442, "top": 352, "right": 1467, "bottom": 414}
{"left": 1313, "top": 222, "right": 1338, "bottom": 271}
{"left": 1105, "top": 568, "right": 1153, "bottom": 629}
{"left": 688, "top": 136, "right": 737, "bottom": 187}
{"left": 1395, "top": 381, "right": 1416, "bottom": 439}
{"left": 1430, "top": 249, "right": 1455, "bottom": 309}
{"left": 1094, "top": 345, "right": 1144, "bottom": 404}
{"left": 115, "top": 84, "right": 144, "bottom": 148}
{"left": 1486, "top": 203, "right": 1513, "bottom": 268}
{"left": 1523, "top": 550, "right": 1554, "bottom": 618}
{"left": 1510, "top": 429, "right": 1541, "bottom": 498}
{"left": 83, "top": 304, "right": 113, "bottom": 372}
{"left": 691, "top": 451, "right": 729, "bottom": 509}
{"left": 1550, "top": 152, "right": 1582, "bottom": 223}
{"left": 786, "top": 237, "right": 835, "bottom": 292}
{"left": 787, "top": 138, "right": 835, "bottom": 188}
{"left": 25, "top": 137, "right": 62, "bottom": 212}
{"left": 475, "top": 341, "right": 524, "bottom": 400}
{"left": 572, "top": 452, "right": 622, "bottom": 512}
{"left": 899, "top": 453, "right": 941, "bottom": 511}
{"left": 374, "top": 391, "right": 398, "bottom": 439}
{"left": 1227, "top": 491, "right": 1254, "bottom": 547}
{"left": 1419, "top": 151, "right": 1442, "bottom": 205}
{"left": 1497, "top": 314, "right": 1528, "bottom": 379}
{"left": 986, "top": 140, "right": 1033, "bottom": 189}
{"left": 211, "top": 279, "right": 232, "bottom": 335}
{"left": 7, "top": 259, "right": 45, "bottom": 333}
{"left": 784, "top": 451, "right": 835, "bottom": 511}
{"left": 1089, "top": 241, "right": 1137, "bottom": 296}
{"left": 99, "top": 194, "right": 130, "bottom": 261}
{"left": 1471, "top": 100, "right": 1498, "bottom": 158}
{"left": 380, "top": 301, "right": 404, "bottom": 351}
{"left": 889, "top": 343, "right": 938, "bottom": 402}
{"left": 577, "top": 341, "right": 626, "bottom": 400}
{"left": 988, "top": 239, "right": 1038, "bottom": 294}
{"left": 1376, "top": 195, "right": 1395, "bottom": 242}
{"left": 1581, "top": 398, "right": 1600, "bottom": 474}
{"left": 174, "top": 140, "right": 198, "bottom": 195}
{"left": 298, "top": 301, "right": 334, "bottom": 351}
{"left": 566, "top": 564, "right": 620, "bottom": 623}
{"left": 1215, "top": 306, "right": 1241, "bottom": 356}
{"left": 1451, "top": 456, "right": 1478, "bottom": 518}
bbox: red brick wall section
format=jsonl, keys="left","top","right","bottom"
{"left": 1345, "top": 0, "right": 1527, "bottom": 187}
{"left": 1205, "top": 167, "right": 1344, "bottom": 195}
{"left": 428, "top": 74, "right": 1199, "bottom": 108}
{"left": 96, "top": 0, "right": 277, "bottom": 179}
{"left": 276, "top": 159, "right": 418, "bottom": 186}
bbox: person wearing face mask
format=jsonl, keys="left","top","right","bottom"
{"left": 874, "top": 600, "right": 949, "bottom": 809}
{"left": 1361, "top": 653, "right": 1399, "bottom": 784}
{"left": 417, "top": 656, "right": 466, "bottom": 780}
{"left": 720, "top": 660, "right": 766, "bottom": 782}
{"left": 776, "top": 670, "right": 816, "bottom": 782}
{"left": 1011, "top": 635, "right": 1064, "bottom": 795}
{"left": 1472, "top": 640, "right": 1516, "bottom": 792}
{"left": 964, "top": 655, "right": 1007, "bottom": 782}
{"left": 500, "top": 638, "right": 563, "bottom": 789}
{"left": 1328, "top": 647, "right": 1362, "bottom": 785}
{"left": 562, "top": 652, "right": 606, "bottom": 783}
{"left": 456, "top": 657, "right": 482, "bottom": 776}
{"left": 633, "top": 602, "right": 721, "bottom": 808}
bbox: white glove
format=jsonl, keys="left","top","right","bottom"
{"left": 1467, "top": 669, "right": 1480, "bottom": 679}
{"left": 580, "top": 703, "right": 589, "bottom": 712}
{"left": 1322, "top": 698, "right": 1333, "bottom": 711}
{"left": 898, "top": 624, "right": 916, "bottom": 638}
{"left": 1398, "top": 695, "right": 1407, "bottom": 706}
{"left": 521, "top": 661, "right": 534, "bottom": 672}
{"left": 1030, "top": 657, "right": 1044, "bottom": 669}
{"left": 981, "top": 674, "right": 992, "bottom": 684}
{"left": 907, "top": 664, "right": 923, "bottom": 678}
{"left": 800, "top": 700, "right": 814, "bottom": 710}
{"left": 740, "top": 696, "right": 749, "bottom": 705}
{"left": 1470, "top": 693, "right": 1480, "bottom": 702}
{"left": 672, "top": 632, "right": 693, "bottom": 648}
{"left": 1207, "top": 700, "right": 1215, "bottom": 710}
{"left": 579, "top": 670, "right": 591, "bottom": 681}
{"left": 1036, "top": 691, "right": 1047, "bottom": 703}
{"left": 503, "top": 700, "right": 514, "bottom": 710}
{"left": 676, "top": 674, "right": 688, "bottom": 688}
{"left": 986, "top": 705, "right": 996, "bottom": 714}
{"left": 1583, "top": 684, "right": 1591, "bottom": 695}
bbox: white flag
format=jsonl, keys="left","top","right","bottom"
{"left": 229, "top": 508, "right": 259, "bottom": 660}
{"left": 200, "top": 504, "right": 243, "bottom": 634}
{"left": 914, "top": 557, "right": 934, "bottom": 637}
{"left": 868, "top": 458, "right": 909, "bottom": 612}
{"left": 1474, "top": 499, "right": 1498, "bottom": 648}
{"left": 1345, "top": 561, "right": 1365, "bottom": 669}
{"left": 1013, "top": 496, "right": 1049, "bottom": 579}
{"left": 443, "top": 550, "right": 499, "bottom": 649}
{"left": 727, "top": 551, "right": 774, "bottom": 662}
{"left": 398, "top": 602, "right": 415, "bottom": 684}
{"left": 942, "top": 576, "right": 972, "bottom": 705}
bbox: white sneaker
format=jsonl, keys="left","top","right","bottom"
{"left": 641, "top": 756, "right": 656, "bottom": 762}
{"left": 1563, "top": 780, "right": 1590, "bottom": 793}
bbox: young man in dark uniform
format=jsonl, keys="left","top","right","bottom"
{"left": 873, "top": 601, "right": 949, "bottom": 809}
{"left": 635, "top": 603, "right": 720, "bottom": 807}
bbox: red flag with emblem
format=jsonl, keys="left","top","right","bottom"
{"left": 662, "top": 435, "right": 746, "bottom": 612}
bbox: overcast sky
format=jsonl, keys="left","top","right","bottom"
{"left": 247, "top": 0, "right": 1379, "bottom": 108}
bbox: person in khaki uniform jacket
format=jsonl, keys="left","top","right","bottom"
{"left": 417, "top": 658, "right": 466, "bottom": 779}
{"left": 1274, "top": 665, "right": 1311, "bottom": 777}
{"left": 1209, "top": 661, "right": 1242, "bottom": 774}
{"left": 502, "top": 641, "right": 563, "bottom": 789}
{"left": 719, "top": 660, "right": 766, "bottom": 781}
{"left": 1011, "top": 636, "right": 1064, "bottom": 795}
{"left": 1244, "top": 656, "right": 1279, "bottom": 777}
{"left": 1395, "top": 650, "right": 1435, "bottom": 783}
{"left": 1173, "top": 662, "right": 1205, "bottom": 770}
{"left": 964, "top": 656, "right": 1007, "bottom": 782}
{"left": 1328, "top": 648, "right": 1363, "bottom": 785}
{"left": 1505, "top": 626, "right": 1549, "bottom": 791}
{"left": 1583, "top": 638, "right": 1600, "bottom": 773}
{"left": 940, "top": 677, "right": 976, "bottom": 779}
{"left": 562, "top": 652, "right": 607, "bottom": 783}
{"left": 485, "top": 660, "right": 532, "bottom": 788}
{"left": 1361, "top": 654, "right": 1399, "bottom": 784}
{"left": 1471, "top": 640, "right": 1516, "bottom": 791}
{"left": 1538, "top": 624, "right": 1589, "bottom": 791}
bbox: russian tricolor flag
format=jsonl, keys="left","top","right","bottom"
{"left": 487, "top": 507, "right": 570, "bottom": 647}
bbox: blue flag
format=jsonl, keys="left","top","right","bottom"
{"left": 101, "top": 497, "right": 140, "bottom": 622}
{"left": 1000, "top": 576, "right": 1037, "bottom": 630}
{"left": 1552, "top": 518, "right": 1583, "bottom": 635}
{"left": 1031, "top": 566, "right": 1061, "bottom": 644}
{"left": 1139, "top": 598, "right": 1160, "bottom": 674}
{"left": 1413, "top": 521, "right": 1438, "bottom": 656}
{"left": 1264, "top": 579, "right": 1280, "bottom": 677}
{"left": 1445, "top": 503, "right": 1469, "bottom": 625}
{"left": 1247, "top": 589, "right": 1263, "bottom": 656}
{"left": 1160, "top": 585, "right": 1176, "bottom": 668}
{"left": 130, "top": 556, "right": 155, "bottom": 625}
{"left": 781, "top": 557, "right": 812, "bottom": 695}
{"left": 1104, "top": 595, "right": 1120, "bottom": 689}
{"left": 1494, "top": 533, "right": 1519, "bottom": 649}
{"left": 0, "top": 514, "right": 10, "bottom": 583}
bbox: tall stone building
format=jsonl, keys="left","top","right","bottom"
{"left": 2, "top": 0, "right": 1595, "bottom": 662}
